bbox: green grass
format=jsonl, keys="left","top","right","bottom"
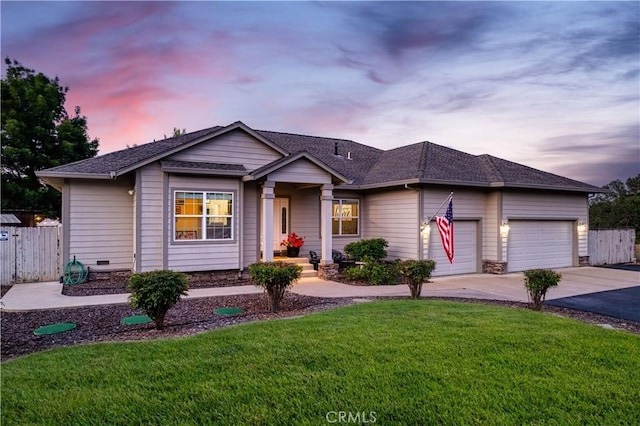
{"left": 2, "top": 300, "right": 639, "bottom": 425}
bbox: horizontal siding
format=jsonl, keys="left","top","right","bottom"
{"left": 243, "top": 182, "right": 259, "bottom": 268}
{"left": 68, "top": 179, "right": 133, "bottom": 270}
{"left": 167, "top": 129, "right": 282, "bottom": 172}
{"left": 268, "top": 159, "right": 331, "bottom": 184}
{"left": 364, "top": 189, "right": 418, "bottom": 259}
{"left": 502, "top": 192, "right": 587, "bottom": 219}
{"left": 167, "top": 175, "right": 241, "bottom": 272}
{"left": 484, "top": 191, "right": 500, "bottom": 260}
{"left": 139, "top": 163, "right": 164, "bottom": 271}
{"left": 279, "top": 187, "right": 319, "bottom": 259}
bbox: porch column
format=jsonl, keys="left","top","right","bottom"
{"left": 320, "top": 184, "right": 334, "bottom": 264}
{"left": 261, "top": 181, "right": 275, "bottom": 262}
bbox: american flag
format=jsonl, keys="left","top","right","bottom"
{"left": 435, "top": 198, "right": 454, "bottom": 264}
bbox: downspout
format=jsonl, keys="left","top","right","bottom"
{"left": 238, "top": 181, "right": 244, "bottom": 277}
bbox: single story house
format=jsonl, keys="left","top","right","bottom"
{"left": 37, "top": 121, "right": 599, "bottom": 277}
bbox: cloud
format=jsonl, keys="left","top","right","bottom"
{"left": 537, "top": 125, "right": 640, "bottom": 185}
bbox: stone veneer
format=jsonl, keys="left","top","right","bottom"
{"left": 482, "top": 261, "right": 507, "bottom": 275}
{"left": 318, "top": 263, "right": 339, "bottom": 280}
{"left": 579, "top": 256, "right": 590, "bottom": 266}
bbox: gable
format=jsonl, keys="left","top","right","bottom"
{"left": 266, "top": 158, "right": 332, "bottom": 184}
{"left": 167, "top": 128, "right": 283, "bottom": 172}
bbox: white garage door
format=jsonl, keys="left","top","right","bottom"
{"left": 508, "top": 221, "right": 573, "bottom": 272}
{"left": 429, "top": 221, "right": 477, "bottom": 276}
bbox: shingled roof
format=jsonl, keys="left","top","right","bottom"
{"left": 37, "top": 121, "right": 599, "bottom": 192}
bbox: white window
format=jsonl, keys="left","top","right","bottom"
{"left": 174, "top": 191, "right": 233, "bottom": 241}
{"left": 332, "top": 199, "right": 359, "bottom": 235}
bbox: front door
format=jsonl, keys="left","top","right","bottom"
{"left": 273, "top": 198, "right": 289, "bottom": 253}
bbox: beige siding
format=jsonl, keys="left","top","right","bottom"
{"left": 68, "top": 179, "right": 134, "bottom": 270}
{"left": 167, "top": 129, "right": 282, "bottom": 171}
{"left": 268, "top": 159, "right": 332, "bottom": 184}
{"left": 138, "top": 163, "right": 164, "bottom": 271}
{"left": 502, "top": 192, "right": 587, "bottom": 219}
{"left": 243, "top": 182, "right": 260, "bottom": 268}
{"left": 364, "top": 189, "right": 419, "bottom": 259}
{"left": 167, "top": 175, "right": 241, "bottom": 271}
{"left": 484, "top": 192, "right": 500, "bottom": 260}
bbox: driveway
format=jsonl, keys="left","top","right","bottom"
{"left": 546, "top": 286, "right": 640, "bottom": 322}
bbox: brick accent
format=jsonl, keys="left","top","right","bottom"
{"left": 579, "top": 256, "right": 590, "bottom": 266}
{"left": 318, "top": 263, "right": 339, "bottom": 281}
{"left": 482, "top": 261, "right": 507, "bottom": 274}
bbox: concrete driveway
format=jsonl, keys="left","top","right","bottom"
{"left": 293, "top": 266, "right": 640, "bottom": 305}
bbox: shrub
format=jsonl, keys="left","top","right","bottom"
{"left": 523, "top": 269, "right": 562, "bottom": 311}
{"left": 344, "top": 238, "right": 388, "bottom": 261}
{"left": 344, "top": 256, "right": 400, "bottom": 285}
{"left": 128, "top": 270, "right": 188, "bottom": 330}
{"left": 248, "top": 261, "right": 303, "bottom": 312}
{"left": 399, "top": 259, "right": 436, "bottom": 299}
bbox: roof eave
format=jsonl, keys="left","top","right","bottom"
{"left": 495, "top": 182, "right": 603, "bottom": 193}
{"left": 36, "top": 171, "right": 113, "bottom": 180}
{"left": 161, "top": 166, "right": 247, "bottom": 177}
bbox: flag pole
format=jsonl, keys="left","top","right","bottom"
{"left": 424, "top": 192, "right": 453, "bottom": 225}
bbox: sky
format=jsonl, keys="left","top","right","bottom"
{"left": 2, "top": 1, "right": 639, "bottom": 187}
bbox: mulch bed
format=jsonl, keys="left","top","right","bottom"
{"left": 1, "top": 294, "right": 354, "bottom": 361}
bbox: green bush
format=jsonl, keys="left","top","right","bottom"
{"left": 128, "top": 270, "right": 188, "bottom": 330}
{"left": 345, "top": 256, "right": 400, "bottom": 285}
{"left": 523, "top": 269, "right": 562, "bottom": 311}
{"left": 399, "top": 259, "right": 436, "bottom": 299}
{"left": 248, "top": 261, "right": 302, "bottom": 312}
{"left": 344, "top": 238, "right": 389, "bottom": 261}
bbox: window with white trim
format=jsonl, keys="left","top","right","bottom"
{"left": 332, "top": 199, "right": 359, "bottom": 235}
{"left": 174, "top": 191, "right": 233, "bottom": 241}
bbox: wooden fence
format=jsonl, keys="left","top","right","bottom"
{"left": 588, "top": 229, "right": 636, "bottom": 266}
{"left": 0, "top": 226, "right": 60, "bottom": 285}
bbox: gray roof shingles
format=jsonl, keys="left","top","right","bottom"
{"left": 38, "top": 122, "right": 599, "bottom": 192}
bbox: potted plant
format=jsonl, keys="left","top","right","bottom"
{"left": 281, "top": 232, "right": 304, "bottom": 257}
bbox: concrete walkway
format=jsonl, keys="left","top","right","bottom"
{"left": 1, "top": 266, "right": 637, "bottom": 312}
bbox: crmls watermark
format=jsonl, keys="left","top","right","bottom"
{"left": 325, "top": 411, "right": 377, "bottom": 424}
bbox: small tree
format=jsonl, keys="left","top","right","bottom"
{"left": 128, "top": 270, "right": 188, "bottom": 330}
{"left": 523, "top": 269, "right": 562, "bottom": 311}
{"left": 344, "top": 238, "right": 388, "bottom": 261}
{"left": 399, "top": 260, "right": 436, "bottom": 299}
{"left": 248, "top": 261, "right": 302, "bottom": 312}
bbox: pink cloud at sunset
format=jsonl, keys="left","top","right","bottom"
{"left": 2, "top": 1, "right": 638, "bottom": 186}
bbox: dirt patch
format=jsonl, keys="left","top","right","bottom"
{"left": 62, "top": 271, "right": 255, "bottom": 296}
{"left": 1, "top": 294, "right": 354, "bottom": 361}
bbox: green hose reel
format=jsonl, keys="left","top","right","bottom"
{"left": 63, "top": 256, "right": 88, "bottom": 285}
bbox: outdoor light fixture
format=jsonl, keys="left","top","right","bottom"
{"left": 577, "top": 221, "right": 586, "bottom": 232}
{"left": 128, "top": 189, "right": 135, "bottom": 196}
{"left": 420, "top": 222, "right": 431, "bottom": 235}
{"left": 500, "top": 221, "right": 510, "bottom": 235}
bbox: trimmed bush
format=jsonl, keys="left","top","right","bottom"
{"left": 399, "top": 259, "right": 436, "bottom": 299}
{"left": 128, "top": 270, "right": 188, "bottom": 330}
{"left": 344, "top": 238, "right": 388, "bottom": 261}
{"left": 345, "top": 256, "right": 400, "bottom": 285}
{"left": 248, "top": 261, "right": 302, "bottom": 312}
{"left": 523, "top": 269, "right": 562, "bottom": 311}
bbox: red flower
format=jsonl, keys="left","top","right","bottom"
{"left": 280, "top": 232, "right": 304, "bottom": 248}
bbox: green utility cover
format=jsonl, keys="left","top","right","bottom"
{"left": 214, "top": 307, "right": 243, "bottom": 316}
{"left": 33, "top": 322, "right": 77, "bottom": 336}
{"left": 120, "top": 315, "right": 153, "bottom": 325}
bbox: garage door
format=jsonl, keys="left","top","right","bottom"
{"left": 429, "top": 221, "right": 477, "bottom": 276}
{"left": 508, "top": 221, "right": 573, "bottom": 272}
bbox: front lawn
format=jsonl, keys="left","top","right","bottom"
{"left": 2, "top": 300, "right": 639, "bottom": 425}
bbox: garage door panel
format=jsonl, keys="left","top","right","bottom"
{"left": 508, "top": 221, "right": 573, "bottom": 272}
{"left": 429, "top": 221, "right": 477, "bottom": 276}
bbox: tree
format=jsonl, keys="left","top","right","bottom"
{"left": 589, "top": 174, "right": 640, "bottom": 242}
{"left": 1, "top": 58, "right": 99, "bottom": 218}
{"left": 164, "top": 127, "right": 186, "bottom": 139}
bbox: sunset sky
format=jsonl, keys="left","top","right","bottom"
{"left": 2, "top": 1, "right": 638, "bottom": 186}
